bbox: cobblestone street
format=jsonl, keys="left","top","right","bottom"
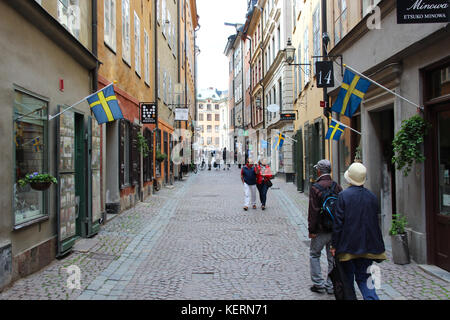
{"left": 1, "top": 167, "right": 449, "bottom": 300}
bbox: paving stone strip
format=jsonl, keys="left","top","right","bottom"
{"left": 77, "top": 178, "right": 193, "bottom": 300}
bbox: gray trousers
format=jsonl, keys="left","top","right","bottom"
{"left": 310, "top": 232, "right": 334, "bottom": 289}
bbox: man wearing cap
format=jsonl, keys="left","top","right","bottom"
{"left": 308, "top": 159, "right": 343, "bottom": 294}
{"left": 330, "top": 162, "right": 386, "bottom": 300}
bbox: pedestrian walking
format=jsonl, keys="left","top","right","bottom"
{"left": 256, "top": 158, "right": 273, "bottom": 210}
{"left": 241, "top": 158, "right": 257, "bottom": 211}
{"left": 223, "top": 147, "right": 230, "bottom": 170}
{"left": 330, "top": 162, "right": 386, "bottom": 300}
{"left": 308, "top": 159, "right": 343, "bottom": 295}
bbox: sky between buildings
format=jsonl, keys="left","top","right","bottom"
{"left": 196, "top": 0, "right": 248, "bottom": 92}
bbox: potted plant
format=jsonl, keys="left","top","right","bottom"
{"left": 392, "top": 115, "right": 430, "bottom": 176}
{"left": 155, "top": 148, "right": 167, "bottom": 163}
{"left": 389, "top": 214, "right": 411, "bottom": 265}
{"left": 18, "top": 172, "right": 57, "bottom": 191}
{"left": 137, "top": 132, "right": 150, "bottom": 157}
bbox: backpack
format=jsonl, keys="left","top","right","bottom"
{"left": 312, "top": 181, "right": 339, "bottom": 232}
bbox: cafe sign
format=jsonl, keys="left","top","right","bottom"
{"left": 397, "top": 0, "right": 450, "bottom": 24}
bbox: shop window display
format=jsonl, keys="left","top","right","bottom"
{"left": 58, "top": 110, "right": 77, "bottom": 240}
{"left": 13, "top": 91, "right": 48, "bottom": 225}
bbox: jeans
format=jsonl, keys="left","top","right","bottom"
{"left": 244, "top": 183, "right": 257, "bottom": 207}
{"left": 310, "top": 233, "right": 334, "bottom": 290}
{"left": 341, "top": 258, "right": 380, "bottom": 300}
{"left": 256, "top": 183, "right": 269, "bottom": 206}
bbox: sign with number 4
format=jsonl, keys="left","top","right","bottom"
{"left": 316, "top": 61, "right": 334, "bottom": 88}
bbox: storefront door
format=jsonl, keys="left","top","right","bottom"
{"left": 428, "top": 103, "right": 450, "bottom": 271}
{"left": 56, "top": 108, "right": 88, "bottom": 256}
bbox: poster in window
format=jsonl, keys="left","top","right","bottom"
{"left": 59, "top": 112, "right": 75, "bottom": 172}
{"left": 60, "top": 173, "right": 76, "bottom": 240}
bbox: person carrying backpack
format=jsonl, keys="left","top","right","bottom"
{"left": 308, "top": 159, "right": 342, "bottom": 295}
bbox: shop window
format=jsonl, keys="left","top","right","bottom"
{"left": 430, "top": 65, "right": 450, "bottom": 99}
{"left": 13, "top": 90, "right": 48, "bottom": 226}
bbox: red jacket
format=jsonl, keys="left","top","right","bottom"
{"left": 256, "top": 165, "right": 273, "bottom": 184}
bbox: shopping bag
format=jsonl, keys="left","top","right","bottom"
{"left": 328, "top": 258, "right": 357, "bottom": 300}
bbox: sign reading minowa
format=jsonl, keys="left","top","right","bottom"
{"left": 397, "top": 0, "right": 450, "bottom": 24}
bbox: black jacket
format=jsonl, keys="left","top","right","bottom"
{"left": 308, "top": 175, "right": 342, "bottom": 234}
{"left": 332, "top": 186, "right": 385, "bottom": 255}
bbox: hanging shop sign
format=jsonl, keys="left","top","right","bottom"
{"left": 280, "top": 113, "right": 296, "bottom": 121}
{"left": 397, "top": 0, "right": 450, "bottom": 24}
{"left": 175, "top": 108, "right": 189, "bottom": 121}
{"left": 316, "top": 61, "right": 335, "bottom": 88}
{"left": 141, "top": 103, "right": 157, "bottom": 124}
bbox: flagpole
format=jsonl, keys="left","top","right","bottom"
{"left": 344, "top": 64, "right": 423, "bottom": 111}
{"left": 274, "top": 130, "right": 298, "bottom": 143}
{"left": 48, "top": 82, "right": 116, "bottom": 121}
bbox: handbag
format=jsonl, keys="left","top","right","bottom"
{"left": 328, "top": 257, "right": 357, "bottom": 300}
{"left": 265, "top": 179, "right": 273, "bottom": 188}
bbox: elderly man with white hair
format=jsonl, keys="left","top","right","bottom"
{"left": 241, "top": 158, "right": 257, "bottom": 211}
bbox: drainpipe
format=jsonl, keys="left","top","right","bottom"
{"left": 92, "top": 0, "right": 98, "bottom": 91}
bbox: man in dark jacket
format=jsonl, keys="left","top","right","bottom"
{"left": 308, "top": 159, "right": 343, "bottom": 294}
{"left": 331, "top": 162, "right": 386, "bottom": 300}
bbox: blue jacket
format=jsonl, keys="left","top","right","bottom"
{"left": 332, "top": 186, "right": 385, "bottom": 255}
{"left": 241, "top": 165, "right": 257, "bottom": 185}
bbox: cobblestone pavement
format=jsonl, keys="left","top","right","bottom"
{"left": 1, "top": 166, "right": 449, "bottom": 300}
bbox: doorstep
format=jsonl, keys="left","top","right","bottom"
{"left": 417, "top": 264, "right": 450, "bottom": 283}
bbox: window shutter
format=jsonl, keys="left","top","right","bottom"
{"left": 131, "top": 124, "right": 140, "bottom": 185}
{"left": 319, "top": 118, "right": 325, "bottom": 159}
{"left": 119, "top": 119, "right": 125, "bottom": 188}
{"left": 143, "top": 129, "right": 149, "bottom": 182}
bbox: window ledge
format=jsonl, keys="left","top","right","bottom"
{"left": 13, "top": 215, "right": 49, "bottom": 231}
{"left": 104, "top": 41, "right": 116, "bottom": 55}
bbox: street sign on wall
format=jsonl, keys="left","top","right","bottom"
{"left": 397, "top": 0, "right": 450, "bottom": 24}
{"left": 316, "top": 61, "right": 334, "bottom": 88}
{"left": 141, "top": 103, "right": 157, "bottom": 124}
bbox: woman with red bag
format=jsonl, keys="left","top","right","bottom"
{"left": 256, "top": 158, "right": 273, "bottom": 210}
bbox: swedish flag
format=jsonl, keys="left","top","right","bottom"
{"left": 331, "top": 69, "right": 371, "bottom": 118}
{"left": 274, "top": 133, "right": 285, "bottom": 150}
{"left": 325, "top": 120, "right": 345, "bottom": 141}
{"left": 87, "top": 85, "right": 123, "bottom": 124}
{"left": 32, "top": 137, "right": 42, "bottom": 152}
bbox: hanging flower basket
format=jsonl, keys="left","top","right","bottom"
{"left": 30, "top": 181, "right": 53, "bottom": 191}
{"left": 18, "top": 172, "right": 57, "bottom": 191}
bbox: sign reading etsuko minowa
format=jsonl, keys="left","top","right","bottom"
{"left": 397, "top": 0, "right": 450, "bottom": 24}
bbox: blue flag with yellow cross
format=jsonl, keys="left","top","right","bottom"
{"left": 331, "top": 69, "right": 371, "bottom": 118}
{"left": 87, "top": 84, "right": 123, "bottom": 124}
{"left": 273, "top": 133, "right": 285, "bottom": 150}
{"left": 325, "top": 120, "right": 345, "bottom": 141}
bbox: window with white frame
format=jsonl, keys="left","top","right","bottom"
{"left": 303, "top": 27, "right": 310, "bottom": 85}
{"left": 313, "top": 6, "right": 321, "bottom": 75}
{"left": 104, "top": 0, "right": 116, "bottom": 51}
{"left": 162, "top": 0, "right": 167, "bottom": 36}
{"left": 144, "top": 29, "right": 150, "bottom": 85}
{"left": 163, "top": 70, "right": 167, "bottom": 104}
{"left": 334, "top": 0, "right": 347, "bottom": 45}
{"left": 362, "top": 0, "right": 381, "bottom": 17}
{"left": 122, "top": 0, "right": 131, "bottom": 65}
{"left": 158, "top": 60, "right": 161, "bottom": 97}
{"left": 134, "top": 12, "right": 141, "bottom": 76}
{"left": 57, "top": 0, "right": 80, "bottom": 40}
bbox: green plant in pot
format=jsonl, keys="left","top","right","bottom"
{"left": 155, "top": 148, "right": 168, "bottom": 162}
{"left": 389, "top": 214, "right": 410, "bottom": 265}
{"left": 392, "top": 115, "right": 430, "bottom": 177}
{"left": 137, "top": 132, "right": 151, "bottom": 158}
{"left": 18, "top": 172, "right": 57, "bottom": 191}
